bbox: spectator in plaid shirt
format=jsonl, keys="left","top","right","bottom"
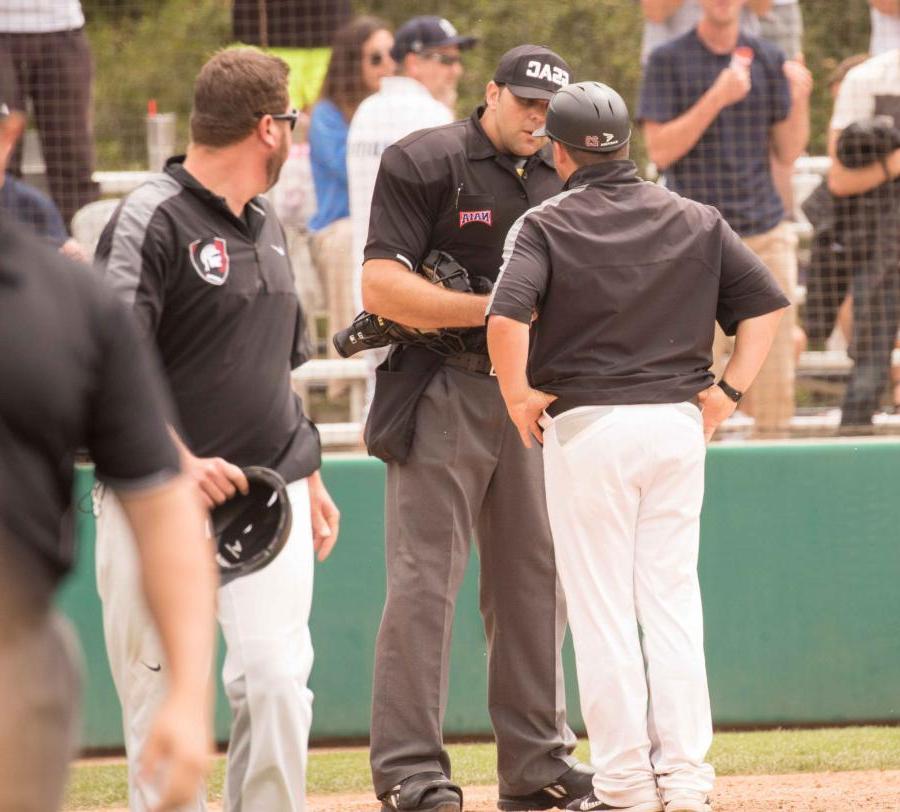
{"left": 638, "top": 0, "right": 811, "bottom": 437}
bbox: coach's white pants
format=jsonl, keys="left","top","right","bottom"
{"left": 542, "top": 404, "right": 714, "bottom": 808}
{"left": 96, "top": 479, "right": 315, "bottom": 812}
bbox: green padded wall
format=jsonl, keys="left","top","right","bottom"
{"left": 59, "top": 440, "right": 900, "bottom": 749}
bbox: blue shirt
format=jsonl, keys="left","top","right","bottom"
{"left": 308, "top": 99, "right": 349, "bottom": 232}
{"left": 1, "top": 174, "right": 68, "bottom": 246}
{"left": 637, "top": 30, "right": 791, "bottom": 237}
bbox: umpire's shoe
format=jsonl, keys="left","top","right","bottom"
{"left": 379, "top": 771, "right": 462, "bottom": 811}
{"left": 564, "top": 792, "right": 663, "bottom": 812}
{"left": 498, "top": 763, "right": 596, "bottom": 810}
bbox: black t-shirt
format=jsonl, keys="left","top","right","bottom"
{"left": 364, "top": 107, "right": 563, "bottom": 353}
{"left": 0, "top": 218, "right": 181, "bottom": 600}
{"left": 94, "top": 159, "right": 321, "bottom": 483}
{"left": 487, "top": 161, "right": 790, "bottom": 414}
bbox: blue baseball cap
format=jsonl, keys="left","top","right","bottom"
{"left": 390, "top": 16, "right": 478, "bottom": 63}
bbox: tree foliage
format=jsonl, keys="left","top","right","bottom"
{"left": 88, "top": 0, "right": 231, "bottom": 167}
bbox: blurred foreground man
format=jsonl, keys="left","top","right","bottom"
{"left": 0, "top": 217, "right": 216, "bottom": 812}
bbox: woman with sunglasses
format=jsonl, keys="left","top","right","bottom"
{"left": 308, "top": 16, "right": 394, "bottom": 363}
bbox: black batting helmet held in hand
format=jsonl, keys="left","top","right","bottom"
{"left": 533, "top": 81, "right": 631, "bottom": 153}
{"left": 213, "top": 466, "right": 292, "bottom": 586}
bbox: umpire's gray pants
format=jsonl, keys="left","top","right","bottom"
{"left": 370, "top": 365, "right": 577, "bottom": 798}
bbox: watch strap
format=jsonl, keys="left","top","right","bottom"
{"left": 717, "top": 378, "right": 743, "bottom": 403}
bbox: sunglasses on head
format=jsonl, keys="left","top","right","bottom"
{"left": 256, "top": 108, "right": 299, "bottom": 131}
{"left": 421, "top": 51, "right": 462, "bottom": 67}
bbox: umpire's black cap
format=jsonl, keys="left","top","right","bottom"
{"left": 493, "top": 45, "right": 572, "bottom": 100}
{"left": 533, "top": 81, "right": 631, "bottom": 152}
{"left": 390, "top": 16, "right": 477, "bottom": 62}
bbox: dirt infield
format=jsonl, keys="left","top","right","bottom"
{"left": 304, "top": 771, "right": 900, "bottom": 811}
{"left": 86, "top": 769, "right": 900, "bottom": 811}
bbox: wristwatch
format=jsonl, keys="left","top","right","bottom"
{"left": 717, "top": 378, "right": 743, "bottom": 403}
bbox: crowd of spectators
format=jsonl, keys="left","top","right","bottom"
{"left": 1, "top": 0, "right": 899, "bottom": 436}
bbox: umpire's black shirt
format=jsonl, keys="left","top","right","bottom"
{"left": 0, "top": 219, "right": 180, "bottom": 606}
{"left": 364, "top": 106, "right": 563, "bottom": 351}
{"left": 95, "top": 158, "right": 320, "bottom": 483}
{"left": 487, "top": 160, "right": 790, "bottom": 415}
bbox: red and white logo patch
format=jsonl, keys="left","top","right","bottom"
{"left": 459, "top": 210, "right": 493, "bottom": 228}
{"left": 189, "top": 237, "right": 230, "bottom": 286}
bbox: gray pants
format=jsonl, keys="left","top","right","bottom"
{"left": 370, "top": 365, "right": 577, "bottom": 798}
{"left": 0, "top": 610, "right": 81, "bottom": 812}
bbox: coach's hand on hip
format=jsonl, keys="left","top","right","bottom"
{"left": 697, "top": 384, "right": 737, "bottom": 443}
{"left": 504, "top": 387, "right": 558, "bottom": 449}
{"left": 487, "top": 313, "right": 558, "bottom": 448}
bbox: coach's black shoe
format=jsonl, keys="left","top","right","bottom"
{"left": 497, "top": 763, "right": 596, "bottom": 810}
{"left": 379, "top": 771, "right": 462, "bottom": 811}
{"left": 564, "top": 792, "right": 663, "bottom": 811}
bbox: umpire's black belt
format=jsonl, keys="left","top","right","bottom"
{"left": 443, "top": 352, "right": 494, "bottom": 375}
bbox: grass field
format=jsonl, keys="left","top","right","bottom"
{"left": 64, "top": 726, "right": 900, "bottom": 809}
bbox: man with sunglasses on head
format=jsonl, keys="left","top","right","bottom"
{"left": 360, "top": 44, "right": 594, "bottom": 812}
{"left": 347, "top": 16, "right": 476, "bottom": 408}
{"left": 93, "top": 49, "right": 339, "bottom": 812}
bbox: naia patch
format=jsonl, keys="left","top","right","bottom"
{"left": 459, "top": 209, "right": 493, "bottom": 228}
{"left": 189, "top": 237, "right": 230, "bottom": 285}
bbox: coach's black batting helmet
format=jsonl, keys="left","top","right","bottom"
{"left": 533, "top": 81, "right": 631, "bottom": 153}
{"left": 213, "top": 466, "right": 292, "bottom": 586}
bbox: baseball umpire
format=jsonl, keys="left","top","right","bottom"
{"left": 93, "top": 50, "right": 339, "bottom": 811}
{"left": 486, "top": 82, "right": 788, "bottom": 812}
{"left": 360, "top": 45, "right": 593, "bottom": 812}
{"left": 0, "top": 219, "right": 216, "bottom": 812}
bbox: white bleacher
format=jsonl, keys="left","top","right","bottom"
{"left": 799, "top": 349, "right": 900, "bottom": 375}
{"left": 292, "top": 359, "right": 368, "bottom": 447}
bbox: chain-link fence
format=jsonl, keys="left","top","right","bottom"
{"left": 1, "top": 1, "right": 897, "bottom": 440}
